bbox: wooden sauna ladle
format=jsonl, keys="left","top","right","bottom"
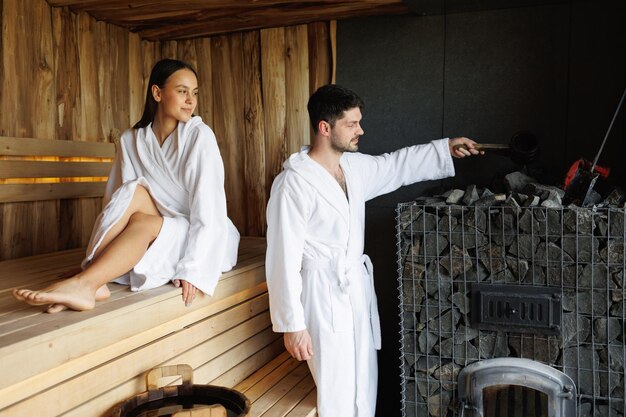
{"left": 453, "top": 131, "right": 539, "bottom": 164}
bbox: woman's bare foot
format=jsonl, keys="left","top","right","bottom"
{"left": 46, "top": 285, "right": 111, "bottom": 313}
{"left": 57, "top": 267, "right": 83, "bottom": 279}
{"left": 12, "top": 277, "right": 102, "bottom": 313}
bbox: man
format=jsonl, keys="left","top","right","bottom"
{"left": 265, "top": 84, "right": 480, "bottom": 416}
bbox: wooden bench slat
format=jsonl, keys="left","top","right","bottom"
{"left": 0, "top": 237, "right": 274, "bottom": 416}
{"left": 0, "top": 182, "right": 107, "bottom": 202}
{"left": 0, "top": 257, "right": 265, "bottom": 347}
{"left": 210, "top": 343, "right": 290, "bottom": 390}
{"left": 285, "top": 389, "right": 318, "bottom": 417}
{"left": 0, "top": 278, "right": 270, "bottom": 411}
{"left": 0, "top": 244, "right": 266, "bottom": 374}
{"left": 1, "top": 300, "right": 272, "bottom": 417}
{"left": 249, "top": 363, "right": 312, "bottom": 416}
{"left": 261, "top": 374, "right": 316, "bottom": 417}
{"left": 235, "top": 349, "right": 318, "bottom": 417}
{"left": 234, "top": 351, "right": 292, "bottom": 393}
{"left": 61, "top": 338, "right": 285, "bottom": 417}
{"left": 0, "top": 283, "right": 133, "bottom": 328}
{"left": 242, "top": 356, "right": 302, "bottom": 403}
{"left": 0, "top": 244, "right": 264, "bottom": 292}
{"left": 0, "top": 137, "right": 115, "bottom": 158}
{"left": 0, "top": 160, "right": 112, "bottom": 178}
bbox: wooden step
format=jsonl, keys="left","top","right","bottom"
{"left": 0, "top": 237, "right": 285, "bottom": 417}
{"left": 235, "top": 351, "right": 318, "bottom": 417}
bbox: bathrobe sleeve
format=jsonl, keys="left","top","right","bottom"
{"left": 103, "top": 152, "right": 122, "bottom": 207}
{"left": 265, "top": 176, "right": 309, "bottom": 333}
{"left": 350, "top": 138, "right": 456, "bottom": 201}
{"left": 174, "top": 126, "right": 229, "bottom": 295}
{"left": 103, "top": 132, "right": 138, "bottom": 206}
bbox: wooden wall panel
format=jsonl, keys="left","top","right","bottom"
{"left": 128, "top": 34, "right": 144, "bottom": 127}
{"left": 242, "top": 31, "right": 267, "bottom": 237}
{"left": 176, "top": 39, "right": 198, "bottom": 70}
{"left": 260, "top": 27, "right": 287, "bottom": 200}
{"left": 285, "top": 25, "right": 310, "bottom": 155}
{"left": 0, "top": 0, "right": 334, "bottom": 260}
{"left": 194, "top": 38, "right": 214, "bottom": 127}
{"left": 161, "top": 40, "right": 178, "bottom": 59}
{"left": 211, "top": 34, "right": 247, "bottom": 233}
{"left": 108, "top": 23, "right": 130, "bottom": 142}
{"left": 1, "top": 0, "right": 57, "bottom": 260}
{"left": 128, "top": 36, "right": 162, "bottom": 128}
{"left": 308, "top": 22, "right": 333, "bottom": 95}
{"left": 53, "top": 7, "right": 80, "bottom": 141}
{"left": 76, "top": 13, "right": 102, "bottom": 141}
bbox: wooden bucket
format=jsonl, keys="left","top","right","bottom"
{"left": 111, "top": 364, "right": 251, "bottom": 417}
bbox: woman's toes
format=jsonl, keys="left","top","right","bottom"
{"left": 47, "top": 304, "right": 68, "bottom": 314}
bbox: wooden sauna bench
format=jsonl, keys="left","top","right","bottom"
{"left": 0, "top": 136, "right": 316, "bottom": 416}
{"left": 0, "top": 237, "right": 293, "bottom": 416}
{"left": 235, "top": 351, "right": 318, "bottom": 417}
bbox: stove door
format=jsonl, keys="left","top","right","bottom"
{"left": 458, "top": 358, "right": 576, "bottom": 417}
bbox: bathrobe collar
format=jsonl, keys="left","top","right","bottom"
{"left": 284, "top": 146, "right": 351, "bottom": 225}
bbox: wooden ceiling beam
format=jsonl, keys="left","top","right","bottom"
{"left": 138, "top": 5, "right": 409, "bottom": 40}
{"left": 45, "top": 0, "right": 409, "bottom": 40}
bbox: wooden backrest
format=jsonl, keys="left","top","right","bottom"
{"left": 0, "top": 137, "right": 115, "bottom": 203}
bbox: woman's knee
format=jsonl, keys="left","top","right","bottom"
{"left": 131, "top": 185, "right": 159, "bottom": 215}
{"left": 127, "top": 212, "right": 163, "bottom": 240}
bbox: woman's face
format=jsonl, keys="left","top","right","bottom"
{"left": 152, "top": 68, "right": 198, "bottom": 123}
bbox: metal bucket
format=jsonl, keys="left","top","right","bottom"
{"left": 508, "top": 131, "right": 539, "bottom": 164}
{"left": 111, "top": 365, "right": 251, "bottom": 417}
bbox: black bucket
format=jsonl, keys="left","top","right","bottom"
{"left": 111, "top": 365, "right": 251, "bottom": 417}
{"left": 509, "top": 131, "right": 539, "bottom": 164}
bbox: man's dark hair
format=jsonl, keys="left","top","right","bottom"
{"left": 307, "top": 84, "right": 364, "bottom": 134}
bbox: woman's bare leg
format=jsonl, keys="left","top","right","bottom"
{"left": 14, "top": 212, "right": 163, "bottom": 312}
{"left": 13, "top": 185, "right": 163, "bottom": 312}
{"left": 93, "top": 185, "right": 161, "bottom": 259}
{"left": 47, "top": 185, "right": 161, "bottom": 311}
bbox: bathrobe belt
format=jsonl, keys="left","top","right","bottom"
{"left": 301, "top": 254, "right": 382, "bottom": 349}
{"left": 301, "top": 254, "right": 372, "bottom": 292}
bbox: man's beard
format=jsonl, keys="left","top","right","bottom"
{"left": 330, "top": 133, "right": 359, "bottom": 153}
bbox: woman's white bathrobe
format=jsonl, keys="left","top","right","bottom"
{"left": 82, "top": 116, "right": 239, "bottom": 296}
{"left": 266, "top": 139, "right": 455, "bottom": 416}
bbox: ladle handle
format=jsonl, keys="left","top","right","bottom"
{"left": 453, "top": 143, "right": 509, "bottom": 152}
{"left": 146, "top": 364, "right": 194, "bottom": 390}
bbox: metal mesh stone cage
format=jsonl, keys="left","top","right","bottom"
{"left": 396, "top": 203, "right": 625, "bottom": 417}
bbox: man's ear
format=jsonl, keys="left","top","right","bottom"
{"left": 318, "top": 120, "right": 331, "bottom": 136}
{"left": 151, "top": 85, "right": 161, "bottom": 102}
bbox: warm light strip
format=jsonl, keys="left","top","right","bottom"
{"left": 0, "top": 156, "right": 114, "bottom": 162}
{"left": 2, "top": 177, "right": 109, "bottom": 184}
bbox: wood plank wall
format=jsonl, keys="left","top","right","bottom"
{"left": 0, "top": 0, "right": 334, "bottom": 261}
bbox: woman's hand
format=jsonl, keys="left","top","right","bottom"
{"left": 449, "top": 137, "right": 483, "bottom": 158}
{"left": 173, "top": 279, "right": 198, "bottom": 306}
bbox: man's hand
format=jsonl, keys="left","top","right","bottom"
{"left": 173, "top": 279, "right": 198, "bottom": 306}
{"left": 449, "top": 137, "right": 483, "bottom": 158}
{"left": 284, "top": 330, "right": 314, "bottom": 361}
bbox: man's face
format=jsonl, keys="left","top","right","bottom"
{"left": 329, "top": 107, "right": 364, "bottom": 153}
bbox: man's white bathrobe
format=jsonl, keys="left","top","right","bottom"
{"left": 266, "top": 139, "right": 455, "bottom": 416}
{"left": 82, "top": 116, "right": 239, "bottom": 296}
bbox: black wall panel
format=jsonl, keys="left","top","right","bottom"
{"left": 337, "top": 14, "right": 447, "bottom": 207}
{"left": 567, "top": 1, "right": 626, "bottom": 185}
{"left": 442, "top": 4, "right": 570, "bottom": 187}
{"left": 336, "top": 1, "right": 625, "bottom": 415}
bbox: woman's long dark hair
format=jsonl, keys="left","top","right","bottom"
{"left": 133, "top": 59, "right": 198, "bottom": 129}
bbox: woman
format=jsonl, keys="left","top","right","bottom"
{"left": 13, "top": 59, "right": 240, "bottom": 313}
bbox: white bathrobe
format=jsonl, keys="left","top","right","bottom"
{"left": 83, "top": 116, "right": 240, "bottom": 296}
{"left": 266, "top": 139, "right": 455, "bottom": 416}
